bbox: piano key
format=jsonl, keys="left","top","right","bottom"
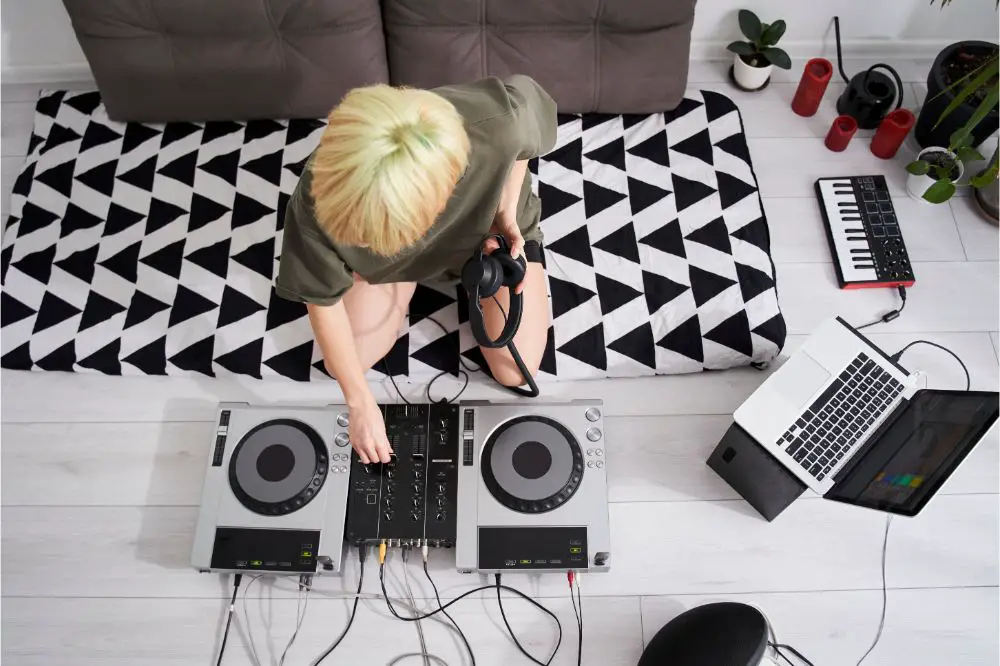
{"left": 850, "top": 248, "right": 871, "bottom": 254}
{"left": 817, "top": 179, "right": 880, "bottom": 282}
{"left": 846, "top": 236, "right": 867, "bottom": 241}
{"left": 845, "top": 228, "right": 865, "bottom": 233}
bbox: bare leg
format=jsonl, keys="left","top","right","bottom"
{"left": 479, "top": 263, "right": 550, "bottom": 387}
{"left": 341, "top": 274, "right": 416, "bottom": 371}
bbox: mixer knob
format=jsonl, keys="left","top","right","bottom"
{"left": 437, "top": 497, "right": 446, "bottom": 507}
{"left": 412, "top": 483, "right": 421, "bottom": 493}
{"left": 336, "top": 413, "right": 349, "bottom": 427}
{"left": 384, "top": 511, "right": 394, "bottom": 521}
{"left": 384, "top": 499, "right": 393, "bottom": 509}
{"left": 437, "top": 484, "right": 446, "bottom": 493}
{"left": 411, "top": 512, "right": 420, "bottom": 521}
{"left": 334, "top": 432, "right": 350, "bottom": 447}
{"left": 435, "top": 512, "right": 445, "bottom": 521}
{"left": 413, "top": 497, "right": 421, "bottom": 507}
{"left": 439, "top": 418, "right": 448, "bottom": 428}
{"left": 386, "top": 469, "right": 395, "bottom": 479}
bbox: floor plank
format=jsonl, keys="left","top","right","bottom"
{"left": 4, "top": 410, "right": 995, "bottom": 508}
{"left": 1, "top": 81, "right": 97, "bottom": 103}
{"left": 765, "top": 195, "right": 967, "bottom": 264}
{"left": 2, "top": 593, "right": 639, "bottom": 666}
{"left": 696, "top": 82, "right": 849, "bottom": 139}
{"left": 992, "top": 332, "right": 999, "bottom": 360}
{"left": 1, "top": 102, "right": 34, "bottom": 157}
{"left": 949, "top": 197, "right": 999, "bottom": 262}
{"left": 641, "top": 587, "right": 999, "bottom": 666}
{"left": 2, "top": 332, "right": 994, "bottom": 424}
{"left": 776, "top": 262, "right": 1000, "bottom": 334}
{"left": 3, "top": 494, "right": 994, "bottom": 600}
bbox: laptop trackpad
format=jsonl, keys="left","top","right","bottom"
{"left": 773, "top": 353, "right": 831, "bottom": 410}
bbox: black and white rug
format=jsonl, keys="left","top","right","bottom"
{"left": 1, "top": 89, "right": 785, "bottom": 381}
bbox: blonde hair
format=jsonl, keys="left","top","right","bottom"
{"left": 310, "top": 85, "right": 470, "bottom": 257}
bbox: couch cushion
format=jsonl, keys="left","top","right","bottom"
{"left": 63, "top": 0, "right": 389, "bottom": 122}
{"left": 383, "top": 0, "right": 697, "bottom": 114}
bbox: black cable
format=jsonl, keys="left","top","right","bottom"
{"left": 856, "top": 515, "right": 892, "bottom": 666}
{"left": 891, "top": 340, "right": 971, "bottom": 391}
{"left": 494, "top": 574, "right": 562, "bottom": 666}
{"left": 383, "top": 314, "right": 480, "bottom": 406}
{"left": 379, "top": 567, "right": 562, "bottom": 664}
{"left": 856, "top": 286, "right": 907, "bottom": 330}
{"left": 488, "top": 294, "right": 539, "bottom": 398}
{"left": 215, "top": 573, "right": 243, "bottom": 666}
{"left": 770, "top": 642, "right": 816, "bottom": 666}
{"left": 312, "top": 545, "right": 367, "bottom": 666}
{"left": 569, "top": 585, "right": 582, "bottom": 666}
{"left": 423, "top": 561, "right": 476, "bottom": 666}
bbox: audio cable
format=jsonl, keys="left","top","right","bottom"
{"left": 311, "top": 544, "right": 368, "bottom": 666}
{"left": 422, "top": 548, "right": 476, "bottom": 666}
{"left": 856, "top": 286, "right": 907, "bottom": 330}
{"left": 568, "top": 572, "right": 582, "bottom": 666}
{"left": 214, "top": 573, "right": 243, "bottom": 666}
{"left": 891, "top": 340, "right": 970, "bottom": 390}
{"left": 494, "top": 573, "right": 563, "bottom": 666}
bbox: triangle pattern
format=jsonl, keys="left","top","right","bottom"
{"left": 232, "top": 193, "right": 274, "bottom": 228}
{"left": 584, "top": 180, "right": 627, "bottom": 219}
{"left": 717, "top": 171, "right": 757, "bottom": 210}
{"left": 54, "top": 243, "right": 99, "bottom": 283}
{"left": 628, "top": 177, "right": 671, "bottom": 215}
{"left": 753, "top": 314, "right": 787, "bottom": 349}
{"left": 731, "top": 217, "right": 771, "bottom": 253}
{"left": 125, "top": 291, "right": 170, "bottom": 329}
{"left": 672, "top": 128, "right": 714, "bottom": 165}
{"left": 245, "top": 119, "right": 286, "bottom": 143}
{"left": 41, "top": 124, "right": 82, "bottom": 154}
{"left": 233, "top": 237, "right": 275, "bottom": 279}
{"left": 548, "top": 275, "right": 596, "bottom": 319}
{"left": 60, "top": 203, "right": 104, "bottom": 238}
{"left": 1, "top": 342, "right": 33, "bottom": 370}
{"left": 200, "top": 150, "right": 240, "bottom": 186}
{"left": 76, "top": 160, "right": 117, "bottom": 196}
{"left": 186, "top": 239, "right": 231, "bottom": 279}
{"left": 543, "top": 138, "right": 582, "bottom": 173}
{"left": 123, "top": 336, "right": 167, "bottom": 374}
{"left": 219, "top": 285, "right": 265, "bottom": 327}
{"left": 118, "top": 156, "right": 156, "bottom": 191}
{"left": 80, "top": 123, "right": 122, "bottom": 153}
{"left": 33, "top": 291, "right": 81, "bottom": 334}
{"left": 65, "top": 91, "right": 102, "bottom": 115}
{"left": 189, "top": 194, "right": 230, "bottom": 232}
{"left": 141, "top": 240, "right": 185, "bottom": 279}
{"left": 98, "top": 242, "right": 141, "bottom": 283}
{"left": 593, "top": 222, "right": 639, "bottom": 263}
{"left": 157, "top": 151, "right": 198, "bottom": 187}
{"left": 627, "top": 131, "right": 670, "bottom": 168}
{"left": 36, "top": 160, "right": 75, "bottom": 197}
{"left": 80, "top": 290, "right": 126, "bottom": 331}
{"left": 1, "top": 292, "right": 35, "bottom": 328}
{"left": 664, "top": 97, "right": 703, "bottom": 123}
{"left": 558, "top": 323, "right": 607, "bottom": 371}
{"left": 146, "top": 198, "right": 187, "bottom": 235}
{"left": 657, "top": 315, "right": 704, "bottom": 363}
{"left": 122, "top": 124, "right": 161, "bottom": 154}
{"left": 705, "top": 310, "right": 753, "bottom": 357}
{"left": 608, "top": 322, "right": 656, "bottom": 368}
{"left": 685, "top": 217, "right": 732, "bottom": 255}
{"left": 35, "top": 341, "right": 76, "bottom": 372}
{"left": 736, "top": 262, "right": 775, "bottom": 302}
{"left": 595, "top": 273, "right": 642, "bottom": 315}
{"left": 539, "top": 182, "right": 581, "bottom": 220}
{"left": 78, "top": 339, "right": 121, "bottom": 374}
{"left": 642, "top": 270, "right": 689, "bottom": 314}
{"left": 672, "top": 173, "right": 716, "bottom": 212}
{"left": 169, "top": 337, "right": 216, "bottom": 376}
{"left": 161, "top": 122, "right": 201, "bottom": 149}
{"left": 13, "top": 245, "right": 57, "bottom": 285}
{"left": 214, "top": 338, "right": 262, "bottom": 378}
{"left": 690, "top": 266, "right": 736, "bottom": 307}
{"left": 584, "top": 137, "right": 626, "bottom": 171}
{"left": 168, "top": 285, "right": 217, "bottom": 327}
{"left": 202, "top": 121, "right": 243, "bottom": 144}
{"left": 412, "top": 331, "right": 459, "bottom": 376}
{"left": 17, "top": 202, "right": 59, "bottom": 237}
{"left": 640, "top": 219, "right": 686, "bottom": 259}
{"left": 702, "top": 90, "right": 736, "bottom": 123}
{"left": 243, "top": 151, "right": 283, "bottom": 184}
{"left": 267, "top": 287, "right": 308, "bottom": 330}
{"left": 547, "top": 226, "right": 593, "bottom": 267}
{"left": 104, "top": 203, "right": 145, "bottom": 237}
{"left": 715, "top": 133, "right": 752, "bottom": 165}
{"left": 264, "top": 341, "right": 313, "bottom": 381}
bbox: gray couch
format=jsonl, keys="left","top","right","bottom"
{"left": 63, "top": 0, "right": 698, "bottom": 122}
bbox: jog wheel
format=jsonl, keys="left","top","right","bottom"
{"left": 228, "top": 419, "right": 329, "bottom": 516}
{"left": 482, "top": 415, "right": 584, "bottom": 514}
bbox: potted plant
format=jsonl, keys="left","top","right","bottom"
{"left": 905, "top": 125, "right": 998, "bottom": 205}
{"left": 727, "top": 10, "right": 792, "bottom": 91}
{"left": 914, "top": 0, "right": 998, "bottom": 149}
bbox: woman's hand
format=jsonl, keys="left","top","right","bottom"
{"left": 349, "top": 399, "right": 393, "bottom": 464}
{"left": 484, "top": 159, "right": 529, "bottom": 294}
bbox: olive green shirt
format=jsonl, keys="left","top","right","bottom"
{"left": 275, "top": 75, "right": 558, "bottom": 306}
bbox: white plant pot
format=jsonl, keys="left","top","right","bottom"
{"left": 733, "top": 53, "right": 772, "bottom": 90}
{"left": 906, "top": 146, "right": 964, "bottom": 203}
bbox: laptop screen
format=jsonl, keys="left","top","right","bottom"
{"left": 825, "top": 390, "right": 999, "bottom": 516}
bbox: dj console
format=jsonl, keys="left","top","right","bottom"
{"left": 192, "top": 400, "right": 611, "bottom": 576}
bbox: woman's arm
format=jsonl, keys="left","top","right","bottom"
{"left": 307, "top": 301, "right": 392, "bottom": 464}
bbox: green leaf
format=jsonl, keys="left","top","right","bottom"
{"left": 906, "top": 160, "right": 931, "bottom": 175}
{"left": 961, "top": 86, "right": 1000, "bottom": 138}
{"left": 933, "top": 165, "right": 950, "bottom": 180}
{"left": 957, "top": 145, "right": 986, "bottom": 163}
{"left": 949, "top": 128, "right": 973, "bottom": 150}
{"left": 762, "top": 47, "right": 792, "bottom": 70}
{"left": 970, "top": 164, "right": 999, "bottom": 188}
{"left": 762, "top": 20, "right": 787, "bottom": 46}
{"left": 933, "top": 55, "right": 999, "bottom": 127}
{"left": 727, "top": 41, "right": 756, "bottom": 56}
{"left": 922, "top": 179, "right": 956, "bottom": 204}
{"left": 738, "top": 9, "right": 763, "bottom": 41}
{"left": 928, "top": 52, "right": 998, "bottom": 106}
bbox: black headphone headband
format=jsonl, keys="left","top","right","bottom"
{"left": 461, "top": 236, "right": 526, "bottom": 349}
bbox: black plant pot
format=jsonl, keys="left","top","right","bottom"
{"left": 915, "top": 41, "right": 999, "bottom": 150}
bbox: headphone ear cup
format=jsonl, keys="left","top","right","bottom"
{"left": 493, "top": 252, "right": 527, "bottom": 288}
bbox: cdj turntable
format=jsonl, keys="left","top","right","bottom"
{"left": 455, "top": 400, "right": 611, "bottom": 574}
{"left": 191, "top": 403, "right": 353, "bottom": 575}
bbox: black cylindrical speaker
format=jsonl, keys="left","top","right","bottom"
{"left": 638, "top": 602, "right": 769, "bottom": 666}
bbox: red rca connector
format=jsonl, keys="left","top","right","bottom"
{"left": 567, "top": 570, "right": 575, "bottom": 587}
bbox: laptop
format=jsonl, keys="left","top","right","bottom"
{"left": 734, "top": 317, "right": 999, "bottom": 508}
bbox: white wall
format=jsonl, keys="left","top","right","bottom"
{"left": 1, "top": 0, "right": 998, "bottom": 83}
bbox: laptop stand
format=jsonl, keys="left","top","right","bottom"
{"left": 707, "top": 423, "right": 807, "bottom": 521}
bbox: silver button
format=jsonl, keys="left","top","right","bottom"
{"left": 587, "top": 461, "right": 595, "bottom": 468}
{"left": 595, "top": 449, "right": 603, "bottom": 457}
{"left": 587, "top": 448, "right": 594, "bottom": 455}
{"left": 334, "top": 432, "right": 350, "bottom": 447}
{"left": 586, "top": 428, "right": 602, "bottom": 442}
{"left": 585, "top": 407, "right": 601, "bottom": 422}
{"left": 596, "top": 461, "right": 604, "bottom": 469}
{"left": 336, "top": 413, "right": 349, "bottom": 427}
{"left": 340, "top": 466, "right": 348, "bottom": 473}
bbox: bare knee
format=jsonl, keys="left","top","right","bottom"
{"left": 486, "top": 351, "right": 541, "bottom": 388}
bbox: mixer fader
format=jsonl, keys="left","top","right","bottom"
{"left": 345, "top": 403, "right": 460, "bottom": 546}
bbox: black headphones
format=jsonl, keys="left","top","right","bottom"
{"left": 461, "top": 235, "right": 526, "bottom": 349}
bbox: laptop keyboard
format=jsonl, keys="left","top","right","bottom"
{"left": 779, "top": 352, "right": 904, "bottom": 482}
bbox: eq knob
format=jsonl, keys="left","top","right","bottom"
{"left": 411, "top": 512, "right": 420, "bottom": 522}
{"left": 435, "top": 512, "right": 445, "bottom": 521}
{"left": 437, "top": 497, "right": 446, "bottom": 507}
{"left": 436, "top": 484, "right": 446, "bottom": 493}
{"left": 384, "top": 511, "right": 394, "bottom": 521}
{"left": 412, "top": 497, "right": 421, "bottom": 508}
{"left": 386, "top": 469, "right": 395, "bottom": 479}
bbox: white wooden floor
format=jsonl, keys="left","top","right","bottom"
{"left": 2, "top": 59, "right": 998, "bottom": 666}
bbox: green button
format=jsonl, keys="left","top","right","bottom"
{"left": 569, "top": 547, "right": 582, "bottom": 554}
{"left": 301, "top": 551, "right": 313, "bottom": 558}
{"left": 250, "top": 560, "right": 262, "bottom": 567}
{"left": 519, "top": 559, "right": 532, "bottom": 565}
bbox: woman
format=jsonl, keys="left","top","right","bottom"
{"left": 275, "top": 75, "right": 558, "bottom": 466}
